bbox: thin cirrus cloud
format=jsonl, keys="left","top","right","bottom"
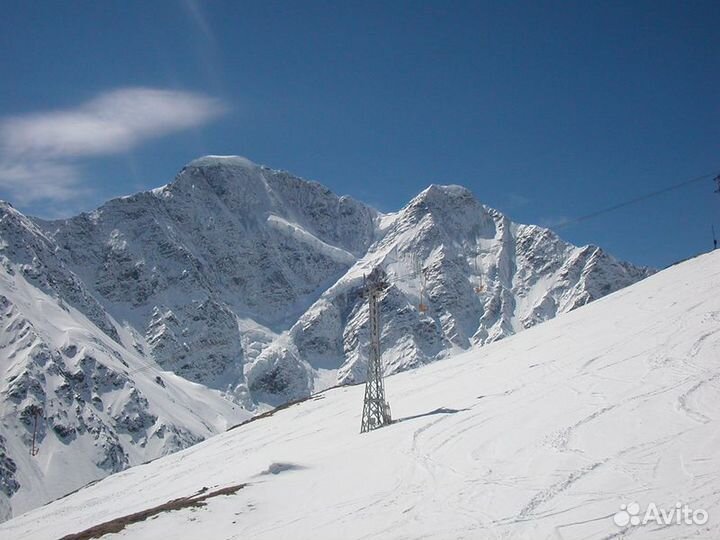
{"left": 0, "top": 87, "right": 227, "bottom": 207}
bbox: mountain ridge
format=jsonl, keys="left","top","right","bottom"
{"left": 0, "top": 155, "right": 653, "bottom": 519}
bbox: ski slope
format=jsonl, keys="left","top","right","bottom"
{"left": 3, "top": 251, "right": 719, "bottom": 540}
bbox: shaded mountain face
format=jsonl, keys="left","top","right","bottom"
{"left": 40, "top": 157, "right": 651, "bottom": 402}
{"left": 0, "top": 155, "right": 652, "bottom": 519}
{"left": 0, "top": 214, "right": 250, "bottom": 521}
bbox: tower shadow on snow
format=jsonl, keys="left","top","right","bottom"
{"left": 393, "top": 407, "right": 469, "bottom": 424}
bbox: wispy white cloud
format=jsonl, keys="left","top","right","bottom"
{"left": 181, "top": 0, "right": 216, "bottom": 44}
{"left": 0, "top": 87, "right": 227, "bottom": 210}
{"left": 1, "top": 88, "right": 225, "bottom": 158}
{"left": 0, "top": 161, "right": 87, "bottom": 204}
{"left": 180, "top": 0, "right": 225, "bottom": 96}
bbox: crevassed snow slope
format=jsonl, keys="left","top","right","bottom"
{"left": 3, "top": 251, "right": 717, "bottom": 540}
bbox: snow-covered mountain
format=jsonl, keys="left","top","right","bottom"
{"left": 42, "top": 156, "right": 651, "bottom": 401}
{"left": 0, "top": 218, "right": 250, "bottom": 521}
{"left": 0, "top": 155, "right": 651, "bottom": 520}
{"left": 3, "top": 249, "right": 717, "bottom": 540}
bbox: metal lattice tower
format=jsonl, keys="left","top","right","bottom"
{"left": 360, "top": 268, "right": 392, "bottom": 433}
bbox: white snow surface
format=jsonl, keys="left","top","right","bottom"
{"left": 3, "top": 250, "right": 718, "bottom": 540}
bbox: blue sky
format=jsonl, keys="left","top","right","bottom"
{"left": 1, "top": 1, "right": 718, "bottom": 268}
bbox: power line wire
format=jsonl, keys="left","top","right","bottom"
{"left": 553, "top": 171, "right": 717, "bottom": 230}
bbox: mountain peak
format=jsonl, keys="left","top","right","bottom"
{"left": 0, "top": 200, "right": 18, "bottom": 216}
{"left": 409, "top": 184, "right": 478, "bottom": 210}
{"left": 417, "top": 183, "right": 475, "bottom": 201}
{"left": 185, "top": 155, "right": 258, "bottom": 170}
{"left": 170, "top": 154, "right": 273, "bottom": 211}
{"left": 403, "top": 184, "right": 482, "bottom": 228}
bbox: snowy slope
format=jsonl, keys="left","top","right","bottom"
{"left": 3, "top": 250, "right": 717, "bottom": 540}
{"left": 0, "top": 239, "right": 251, "bottom": 521}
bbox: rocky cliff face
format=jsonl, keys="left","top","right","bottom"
{"left": 0, "top": 248, "right": 249, "bottom": 521}
{"left": 0, "top": 155, "right": 652, "bottom": 519}
{"left": 277, "top": 183, "right": 651, "bottom": 392}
